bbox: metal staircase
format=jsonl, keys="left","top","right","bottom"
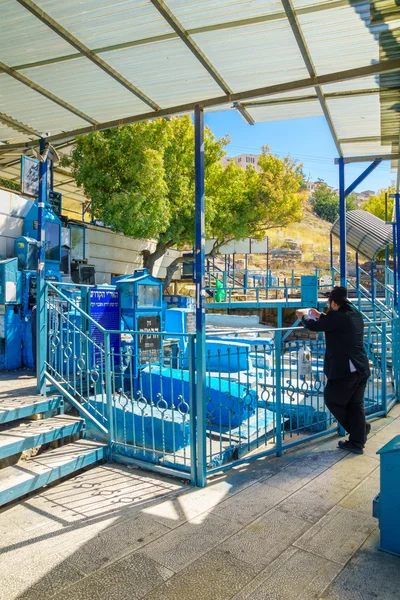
{"left": 0, "top": 372, "right": 106, "bottom": 507}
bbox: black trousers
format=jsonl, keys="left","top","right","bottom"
{"left": 324, "top": 373, "right": 369, "bottom": 448}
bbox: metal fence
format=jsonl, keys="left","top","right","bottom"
{"left": 44, "top": 281, "right": 399, "bottom": 486}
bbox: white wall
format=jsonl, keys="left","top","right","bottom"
{"left": 0, "top": 188, "right": 181, "bottom": 283}
{"left": 85, "top": 224, "right": 181, "bottom": 284}
{"left": 0, "top": 189, "right": 33, "bottom": 258}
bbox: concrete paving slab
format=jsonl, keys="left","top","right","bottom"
{"left": 142, "top": 483, "right": 233, "bottom": 528}
{"left": 142, "top": 547, "right": 260, "bottom": 600}
{"left": 58, "top": 512, "right": 171, "bottom": 574}
{"left": 313, "top": 454, "right": 379, "bottom": 491}
{"left": 294, "top": 506, "right": 377, "bottom": 564}
{"left": 339, "top": 476, "right": 380, "bottom": 516}
{"left": 140, "top": 511, "right": 242, "bottom": 572}
{"left": 277, "top": 477, "right": 349, "bottom": 523}
{"left": 322, "top": 530, "right": 400, "bottom": 600}
{"left": 50, "top": 552, "right": 173, "bottom": 600}
{"left": 262, "top": 452, "right": 338, "bottom": 492}
{"left": 233, "top": 547, "right": 342, "bottom": 600}
{"left": 213, "top": 480, "right": 290, "bottom": 525}
{"left": 1, "top": 552, "right": 84, "bottom": 600}
{"left": 222, "top": 507, "right": 311, "bottom": 569}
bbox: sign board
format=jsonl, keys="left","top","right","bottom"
{"left": 138, "top": 315, "right": 161, "bottom": 351}
{"left": 21, "top": 156, "right": 51, "bottom": 197}
{"left": 185, "top": 312, "right": 196, "bottom": 334}
{"left": 204, "top": 238, "right": 268, "bottom": 255}
{"left": 138, "top": 315, "right": 161, "bottom": 366}
{"left": 49, "top": 190, "right": 62, "bottom": 217}
{"left": 89, "top": 288, "right": 120, "bottom": 364}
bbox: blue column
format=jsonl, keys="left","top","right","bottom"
{"left": 396, "top": 193, "right": 400, "bottom": 308}
{"left": 393, "top": 222, "right": 397, "bottom": 308}
{"left": 338, "top": 158, "right": 347, "bottom": 288}
{"left": 36, "top": 138, "right": 48, "bottom": 394}
{"left": 329, "top": 233, "right": 333, "bottom": 270}
{"left": 194, "top": 105, "right": 207, "bottom": 487}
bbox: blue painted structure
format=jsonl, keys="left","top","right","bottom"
{"left": 374, "top": 435, "right": 400, "bottom": 557}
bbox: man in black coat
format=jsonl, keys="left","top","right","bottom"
{"left": 296, "top": 286, "right": 371, "bottom": 454}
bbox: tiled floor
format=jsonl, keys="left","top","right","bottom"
{"left": 1, "top": 392, "right": 400, "bottom": 599}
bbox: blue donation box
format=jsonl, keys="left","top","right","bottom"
{"left": 115, "top": 269, "right": 163, "bottom": 375}
{"left": 89, "top": 287, "right": 120, "bottom": 363}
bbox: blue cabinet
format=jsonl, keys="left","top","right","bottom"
{"left": 374, "top": 435, "right": 400, "bottom": 557}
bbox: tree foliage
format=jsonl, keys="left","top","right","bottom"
{"left": 310, "top": 182, "right": 356, "bottom": 223}
{"left": 360, "top": 186, "right": 394, "bottom": 221}
{"left": 66, "top": 117, "right": 304, "bottom": 285}
{"left": 0, "top": 177, "right": 20, "bottom": 192}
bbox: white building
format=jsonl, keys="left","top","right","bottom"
{"left": 221, "top": 154, "right": 262, "bottom": 173}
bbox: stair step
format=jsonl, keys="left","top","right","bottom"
{"left": 0, "top": 395, "right": 62, "bottom": 425}
{"left": 0, "top": 415, "right": 83, "bottom": 461}
{"left": 0, "top": 439, "right": 107, "bottom": 507}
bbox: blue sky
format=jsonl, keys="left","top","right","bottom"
{"left": 205, "top": 110, "right": 393, "bottom": 194}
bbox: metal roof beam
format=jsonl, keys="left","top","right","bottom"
{"left": 0, "top": 112, "right": 41, "bottom": 137}
{"left": 1, "top": 58, "right": 400, "bottom": 152}
{"left": 345, "top": 159, "right": 383, "bottom": 196}
{"left": 0, "top": 60, "right": 98, "bottom": 126}
{"left": 233, "top": 102, "right": 255, "bottom": 125}
{"left": 335, "top": 153, "right": 400, "bottom": 164}
{"left": 280, "top": 0, "right": 342, "bottom": 156}
{"left": 243, "top": 88, "right": 385, "bottom": 108}
{"left": 149, "top": 0, "right": 232, "bottom": 95}
{"left": 339, "top": 135, "right": 397, "bottom": 144}
{"left": 16, "top": 0, "right": 160, "bottom": 111}
{"left": 11, "top": 0, "right": 365, "bottom": 73}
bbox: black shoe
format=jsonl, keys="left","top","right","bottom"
{"left": 338, "top": 440, "right": 364, "bottom": 455}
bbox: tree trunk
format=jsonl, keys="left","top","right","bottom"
{"left": 142, "top": 241, "right": 169, "bottom": 275}
{"left": 162, "top": 255, "right": 193, "bottom": 291}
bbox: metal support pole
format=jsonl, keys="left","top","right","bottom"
{"left": 381, "top": 322, "right": 388, "bottom": 416}
{"left": 355, "top": 252, "right": 361, "bottom": 311}
{"left": 338, "top": 157, "right": 347, "bottom": 288}
{"left": 104, "top": 332, "right": 115, "bottom": 455}
{"left": 275, "top": 329, "right": 283, "bottom": 457}
{"left": 329, "top": 233, "right": 333, "bottom": 270}
{"left": 244, "top": 254, "right": 248, "bottom": 293}
{"left": 194, "top": 105, "right": 207, "bottom": 487}
{"left": 188, "top": 336, "right": 197, "bottom": 485}
{"left": 393, "top": 222, "right": 397, "bottom": 308}
{"left": 36, "top": 138, "right": 48, "bottom": 395}
{"left": 371, "top": 260, "right": 376, "bottom": 320}
{"left": 396, "top": 193, "right": 400, "bottom": 308}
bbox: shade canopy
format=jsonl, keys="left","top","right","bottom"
{"left": 0, "top": 0, "right": 399, "bottom": 208}
{"left": 331, "top": 209, "right": 393, "bottom": 260}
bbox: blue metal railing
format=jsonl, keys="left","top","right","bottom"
{"left": 44, "top": 281, "right": 399, "bottom": 486}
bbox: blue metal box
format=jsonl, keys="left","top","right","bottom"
{"left": 375, "top": 435, "right": 400, "bottom": 557}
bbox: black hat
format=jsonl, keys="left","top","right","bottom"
{"left": 328, "top": 286, "right": 349, "bottom": 305}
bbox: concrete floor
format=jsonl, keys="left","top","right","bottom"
{"left": 1, "top": 396, "right": 400, "bottom": 600}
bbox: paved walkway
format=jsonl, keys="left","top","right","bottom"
{"left": 1, "top": 404, "right": 400, "bottom": 600}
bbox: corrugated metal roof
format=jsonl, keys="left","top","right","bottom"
{"left": 0, "top": 0, "right": 398, "bottom": 166}
{"left": 331, "top": 209, "right": 393, "bottom": 259}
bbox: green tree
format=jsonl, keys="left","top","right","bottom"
{"left": 361, "top": 187, "right": 394, "bottom": 221}
{"left": 66, "top": 118, "right": 304, "bottom": 287}
{"left": 310, "top": 182, "right": 356, "bottom": 223}
{"left": 0, "top": 177, "right": 20, "bottom": 192}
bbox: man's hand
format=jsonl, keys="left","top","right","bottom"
{"left": 296, "top": 308, "right": 322, "bottom": 321}
{"left": 308, "top": 308, "right": 322, "bottom": 319}
{"left": 296, "top": 309, "right": 308, "bottom": 320}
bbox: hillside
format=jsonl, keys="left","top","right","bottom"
{"left": 251, "top": 207, "right": 339, "bottom": 274}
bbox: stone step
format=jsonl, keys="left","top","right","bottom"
{"left": 0, "top": 394, "right": 63, "bottom": 425}
{"left": 0, "top": 439, "right": 107, "bottom": 507}
{"left": 0, "top": 415, "right": 83, "bottom": 461}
